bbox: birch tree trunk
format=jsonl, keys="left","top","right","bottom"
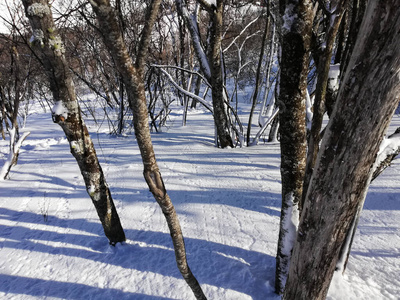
{"left": 88, "top": 1, "right": 206, "bottom": 299}
{"left": 21, "top": 0, "right": 126, "bottom": 245}
{"left": 275, "top": 0, "right": 313, "bottom": 294}
{"left": 283, "top": 1, "right": 400, "bottom": 298}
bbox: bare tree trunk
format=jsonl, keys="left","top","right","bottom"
{"left": 275, "top": 0, "right": 313, "bottom": 294}
{"left": 284, "top": 2, "right": 400, "bottom": 298}
{"left": 336, "top": 126, "right": 400, "bottom": 273}
{"left": 22, "top": 0, "right": 125, "bottom": 245}
{"left": 0, "top": 45, "right": 30, "bottom": 180}
{"left": 206, "top": 0, "right": 233, "bottom": 148}
{"left": 247, "top": 5, "right": 270, "bottom": 146}
{"left": 175, "top": 0, "right": 233, "bottom": 148}
{"left": 88, "top": 1, "right": 206, "bottom": 299}
{"left": 302, "top": 0, "right": 348, "bottom": 208}
{"left": 334, "top": 9, "right": 348, "bottom": 66}
{"left": 268, "top": 114, "right": 279, "bottom": 142}
{"left": 340, "top": 0, "right": 367, "bottom": 77}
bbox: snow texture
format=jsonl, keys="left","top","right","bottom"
{"left": 0, "top": 99, "right": 399, "bottom": 300}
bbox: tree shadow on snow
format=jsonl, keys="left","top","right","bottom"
{"left": 0, "top": 207, "right": 277, "bottom": 299}
{"left": 0, "top": 274, "right": 171, "bottom": 300}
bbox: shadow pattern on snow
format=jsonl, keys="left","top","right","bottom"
{"left": 0, "top": 274, "right": 171, "bottom": 300}
{"left": 0, "top": 207, "right": 276, "bottom": 299}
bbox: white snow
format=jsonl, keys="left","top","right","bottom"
{"left": 328, "top": 64, "right": 341, "bottom": 91}
{"left": 306, "top": 88, "right": 313, "bottom": 130}
{"left": 281, "top": 193, "right": 299, "bottom": 257}
{"left": 52, "top": 100, "right": 68, "bottom": 120}
{"left": 0, "top": 99, "right": 399, "bottom": 299}
{"left": 375, "top": 134, "right": 400, "bottom": 169}
{"left": 205, "top": 0, "right": 216, "bottom": 6}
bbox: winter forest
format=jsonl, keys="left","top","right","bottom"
{"left": 0, "top": 0, "right": 399, "bottom": 299}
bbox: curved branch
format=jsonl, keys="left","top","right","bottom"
{"left": 156, "top": 67, "right": 213, "bottom": 113}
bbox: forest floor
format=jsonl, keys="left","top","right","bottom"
{"left": 0, "top": 99, "right": 399, "bottom": 299}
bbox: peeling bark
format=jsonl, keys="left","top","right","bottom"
{"left": 22, "top": 0, "right": 125, "bottom": 245}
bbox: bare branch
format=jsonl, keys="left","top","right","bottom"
{"left": 156, "top": 67, "right": 213, "bottom": 113}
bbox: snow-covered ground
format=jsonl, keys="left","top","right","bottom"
{"left": 0, "top": 101, "right": 399, "bottom": 299}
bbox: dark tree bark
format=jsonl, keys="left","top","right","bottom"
{"left": 302, "top": 0, "right": 348, "bottom": 208}
{"left": 208, "top": 0, "right": 233, "bottom": 148}
{"left": 340, "top": 0, "right": 367, "bottom": 78}
{"left": 88, "top": 1, "right": 206, "bottom": 299}
{"left": 21, "top": 0, "right": 125, "bottom": 245}
{"left": 336, "top": 126, "right": 400, "bottom": 274}
{"left": 275, "top": 0, "right": 314, "bottom": 294}
{"left": 284, "top": 1, "right": 400, "bottom": 299}
{"left": 334, "top": 9, "right": 347, "bottom": 65}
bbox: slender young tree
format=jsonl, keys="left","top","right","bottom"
{"left": 284, "top": 1, "right": 400, "bottom": 298}
{"left": 0, "top": 36, "right": 31, "bottom": 179}
{"left": 274, "top": 0, "right": 314, "bottom": 294}
{"left": 247, "top": 4, "right": 270, "bottom": 146}
{"left": 87, "top": 1, "right": 206, "bottom": 299}
{"left": 21, "top": 0, "right": 126, "bottom": 245}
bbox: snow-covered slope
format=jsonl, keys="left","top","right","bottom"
{"left": 0, "top": 103, "right": 399, "bottom": 299}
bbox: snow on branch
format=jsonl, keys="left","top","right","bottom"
{"left": 153, "top": 65, "right": 213, "bottom": 113}
{"left": 196, "top": 0, "right": 216, "bottom": 12}
{"left": 0, "top": 131, "right": 31, "bottom": 180}
{"left": 223, "top": 15, "right": 262, "bottom": 53}
{"left": 151, "top": 64, "right": 211, "bottom": 88}
{"left": 175, "top": 0, "right": 211, "bottom": 80}
{"left": 372, "top": 129, "right": 400, "bottom": 180}
{"left": 250, "top": 107, "right": 279, "bottom": 146}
